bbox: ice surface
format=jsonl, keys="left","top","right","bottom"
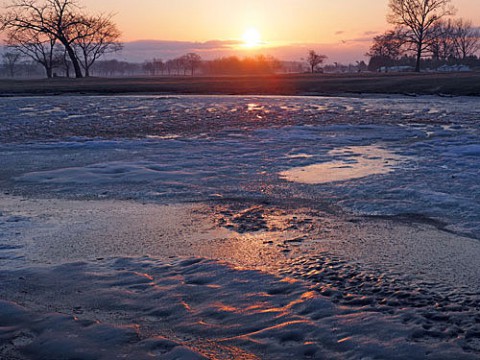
{"left": 1, "top": 96, "right": 478, "bottom": 237}
{"left": 1, "top": 257, "right": 477, "bottom": 359}
{"left": 1, "top": 95, "right": 480, "bottom": 358}
{"left": 1, "top": 95, "right": 479, "bottom": 238}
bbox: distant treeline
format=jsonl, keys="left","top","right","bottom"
{"left": 3, "top": 49, "right": 478, "bottom": 79}
{"left": 142, "top": 55, "right": 305, "bottom": 76}
{"left": 0, "top": 53, "right": 309, "bottom": 78}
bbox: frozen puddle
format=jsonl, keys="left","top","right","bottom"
{"left": 280, "top": 145, "right": 408, "bottom": 184}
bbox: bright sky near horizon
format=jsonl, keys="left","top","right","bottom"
{"left": 81, "top": 0, "right": 480, "bottom": 62}
{"left": 84, "top": 0, "right": 479, "bottom": 43}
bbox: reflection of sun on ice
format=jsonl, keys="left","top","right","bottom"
{"left": 242, "top": 27, "right": 262, "bottom": 48}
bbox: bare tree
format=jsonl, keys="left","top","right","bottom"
{"left": 143, "top": 58, "right": 164, "bottom": 76}
{"left": 72, "top": 14, "right": 122, "bottom": 77}
{"left": 165, "top": 59, "right": 175, "bottom": 75}
{"left": 1, "top": 0, "right": 97, "bottom": 78}
{"left": 57, "top": 45, "right": 72, "bottom": 77}
{"left": 388, "top": 0, "right": 455, "bottom": 71}
{"left": 143, "top": 60, "right": 155, "bottom": 76}
{"left": 182, "top": 53, "right": 202, "bottom": 76}
{"left": 5, "top": 27, "right": 57, "bottom": 77}
{"left": 367, "top": 30, "right": 405, "bottom": 59}
{"left": 1, "top": 51, "right": 22, "bottom": 77}
{"left": 427, "top": 20, "right": 456, "bottom": 62}
{"left": 452, "top": 19, "right": 480, "bottom": 59}
{"left": 306, "top": 50, "right": 327, "bottom": 73}
{"left": 171, "top": 56, "right": 187, "bottom": 75}
{"left": 153, "top": 58, "right": 164, "bottom": 75}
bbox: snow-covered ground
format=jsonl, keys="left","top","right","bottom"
{"left": 1, "top": 95, "right": 480, "bottom": 359}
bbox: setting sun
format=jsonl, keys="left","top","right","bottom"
{"left": 242, "top": 27, "right": 262, "bottom": 48}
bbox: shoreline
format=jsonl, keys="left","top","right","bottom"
{"left": 1, "top": 72, "right": 480, "bottom": 97}
{"left": 0, "top": 92, "right": 470, "bottom": 100}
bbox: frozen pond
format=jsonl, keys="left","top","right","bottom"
{"left": 1, "top": 95, "right": 480, "bottom": 359}
{"left": 1, "top": 95, "right": 479, "bottom": 238}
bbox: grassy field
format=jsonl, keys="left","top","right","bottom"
{"left": 1, "top": 72, "right": 480, "bottom": 96}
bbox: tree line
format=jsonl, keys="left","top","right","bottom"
{"left": 0, "top": 0, "right": 122, "bottom": 78}
{"left": 143, "top": 54, "right": 283, "bottom": 76}
{"left": 142, "top": 54, "right": 325, "bottom": 76}
{"left": 0, "top": 51, "right": 371, "bottom": 78}
{"left": 368, "top": 0, "right": 480, "bottom": 72}
{"left": 0, "top": 54, "right": 309, "bottom": 78}
{"left": 143, "top": 53, "right": 202, "bottom": 76}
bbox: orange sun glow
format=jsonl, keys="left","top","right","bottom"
{"left": 242, "top": 28, "right": 262, "bottom": 48}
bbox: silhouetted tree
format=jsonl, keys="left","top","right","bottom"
{"left": 182, "top": 53, "right": 202, "bottom": 76}
{"left": 92, "top": 59, "right": 140, "bottom": 76}
{"left": 427, "top": 20, "right": 456, "bottom": 62}
{"left": 143, "top": 60, "right": 154, "bottom": 75}
{"left": 167, "top": 57, "right": 185, "bottom": 75}
{"left": 1, "top": 0, "right": 122, "bottom": 78}
{"left": 72, "top": 14, "right": 122, "bottom": 77}
{"left": 165, "top": 59, "right": 175, "bottom": 75}
{"left": 202, "top": 55, "right": 283, "bottom": 75}
{"left": 5, "top": 27, "right": 57, "bottom": 77}
{"left": 388, "top": 0, "right": 455, "bottom": 71}
{"left": 58, "top": 45, "right": 72, "bottom": 77}
{"left": 153, "top": 58, "right": 164, "bottom": 75}
{"left": 367, "top": 30, "right": 404, "bottom": 59}
{"left": 366, "top": 29, "right": 405, "bottom": 70}
{"left": 1, "top": 51, "right": 22, "bottom": 77}
{"left": 1, "top": 0, "right": 93, "bottom": 78}
{"left": 306, "top": 50, "right": 327, "bottom": 73}
{"left": 452, "top": 19, "right": 480, "bottom": 59}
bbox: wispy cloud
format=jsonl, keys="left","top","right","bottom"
{"left": 126, "top": 40, "right": 240, "bottom": 52}
{"left": 113, "top": 39, "right": 370, "bottom": 64}
{"left": 193, "top": 40, "right": 242, "bottom": 49}
{"left": 347, "top": 36, "right": 377, "bottom": 43}
{"left": 114, "top": 40, "right": 241, "bottom": 62}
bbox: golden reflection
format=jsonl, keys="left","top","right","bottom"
{"left": 338, "top": 336, "right": 353, "bottom": 343}
{"left": 133, "top": 272, "right": 154, "bottom": 281}
{"left": 300, "top": 291, "right": 317, "bottom": 300}
{"left": 216, "top": 304, "right": 238, "bottom": 312}
{"left": 280, "top": 145, "right": 409, "bottom": 184}
{"left": 247, "top": 103, "right": 264, "bottom": 112}
{"left": 280, "top": 277, "right": 298, "bottom": 284}
{"left": 181, "top": 300, "right": 192, "bottom": 312}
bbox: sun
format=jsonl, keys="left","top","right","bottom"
{"left": 242, "top": 27, "right": 262, "bottom": 48}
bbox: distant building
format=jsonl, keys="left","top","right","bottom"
{"left": 436, "top": 65, "right": 471, "bottom": 72}
{"left": 378, "top": 66, "right": 415, "bottom": 73}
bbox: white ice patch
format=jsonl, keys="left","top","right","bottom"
{"left": 279, "top": 145, "right": 409, "bottom": 184}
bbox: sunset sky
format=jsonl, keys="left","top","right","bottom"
{"left": 82, "top": 0, "right": 480, "bottom": 63}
